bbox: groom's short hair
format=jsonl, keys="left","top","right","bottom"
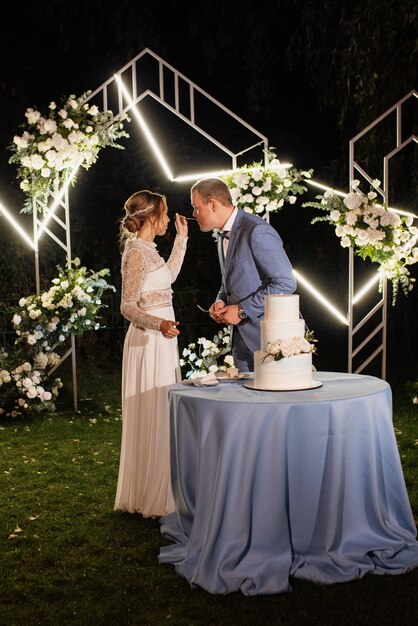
{"left": 191, "top": 178, "right": 233, "bottom": 207}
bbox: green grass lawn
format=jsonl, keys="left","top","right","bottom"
{"left": 1, "top": 353, "right": 418, "bottom": 625}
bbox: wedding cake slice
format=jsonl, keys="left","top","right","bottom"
{"left": 253, "top": 294, "right": 316, "bottom": 390}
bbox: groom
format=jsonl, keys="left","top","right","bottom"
{"left": 191, "top": 177, "right": 296, "bottom": 372}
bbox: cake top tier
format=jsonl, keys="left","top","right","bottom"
{"left": 264, "top": 294, "right": 300, "bottom": 322}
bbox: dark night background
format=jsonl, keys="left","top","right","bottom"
{"left": 0, "top": 0, "right": 417, "bottom": 381}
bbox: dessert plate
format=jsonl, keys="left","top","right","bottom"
{"left": 216, "top": 373, "right": 252, "bottom": 382}
{"left": 243, "top": 379, "right": 323, "bottom": 391}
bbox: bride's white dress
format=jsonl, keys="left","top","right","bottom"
{"left": 114, "top": 235, "right": 187, "bottom": 517}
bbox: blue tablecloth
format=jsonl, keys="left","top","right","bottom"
{"left": 158, "top": 372, "right": 418, "bottom": 595}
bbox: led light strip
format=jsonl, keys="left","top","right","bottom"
{"left": 115, "top": 74, "right": 174, "bottom": 181}
{"left": 0, "top": 200, "right": 37, "bottom": 250}
{"left": 293, "top": 269, "right": 349, "bottom": 325}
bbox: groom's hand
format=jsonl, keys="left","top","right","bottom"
{"left": 213, "top": 304, "right": 241, "bottom": 325}
{"left": 209, "top": 300, "right": 225, "bottom": 321}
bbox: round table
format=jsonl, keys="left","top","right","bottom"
{"left": 159, "top": 372, "right": 418, "bottom": 595}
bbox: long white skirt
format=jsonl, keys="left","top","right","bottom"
{"left": 114, "top": 305, "right": 180, "bottom": 517}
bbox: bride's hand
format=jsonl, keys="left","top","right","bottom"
{"left": 175, "top": 213, "right": 188, "bottom": 237}
{"left": 159, "top": 319, "right": 180, "bottom": 338}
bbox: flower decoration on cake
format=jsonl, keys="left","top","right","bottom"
{"left": 221, "top": 148, "right": 313, "bottom": 216}
{"left": 304, "top": 179, "right": 418, "bottom": 304}
{"left": 180, "top": 326, "right": 234, "bottom": 379}
{"left": 9, "top": 90, "right": 130, "bottom": 213}
{"left": 261, "top": 330, "right": 317, "bottom": 363}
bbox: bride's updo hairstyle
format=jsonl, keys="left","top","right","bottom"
{"left": 120, "top": 190, "right": 167, "bottom": 245}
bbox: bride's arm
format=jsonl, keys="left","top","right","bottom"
{"left": 120, "top": 247, "right": 164, "bottom": 331}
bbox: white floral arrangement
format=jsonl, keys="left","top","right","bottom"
{"left": 262, "top": 331, "right": 317, "bottom": 362}
{"left": 8, "top": 90, "right": 129, "bottom": 213}
{"left": 11, "top": 257, "right": 115, "bottom": 350}
{"left": 180, "top": 326, "right": 234, "bottom": 379}
{"left": 0, "top": 347, "right": 63, "bottom": 418}
{"left": 1, "top": 258, "right": 115, "bottom": 417}
{"left": 221, "top": 148, "right": 313, "bottom": 215}
{"left": 304, "top": 179, "right": 418, "bottom": 304}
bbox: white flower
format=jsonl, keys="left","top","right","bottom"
{"left": 252, "top": 169, "right": 263, "bottom": 181}
{"left": 267, "top": 340, "right": 281, "bottom": 355}
{"left": 30, "top": 154, "right": 45, "bottom": 170}
{"left": 25, "top": 108, "right": 41, "bottom": 124}
{"left": 43, "top": 119, "right": 57, "bottom": 134}
{"left": 13, "top": 135, "right": 29, "bottom": 149}
{"left": 26, "top": 387, "right": 38, "bottom": 399}
{"left": 344, "top": 192, "right": 363, "bottom": 210}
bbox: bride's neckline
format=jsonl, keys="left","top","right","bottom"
{"left": 130, "top": 237, "right": 157, "bottom": 249}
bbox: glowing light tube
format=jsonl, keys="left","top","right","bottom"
{"left": 0, "top": 200, "right": 36, "bottom": 250}
{"left": 293, "top": 268, "right": 349, "bottom": 325}
{"left": 115, "top": 74, "right": 174, "bottom": 181}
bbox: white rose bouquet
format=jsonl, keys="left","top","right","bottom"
{"left": 180, "top": 326, "right": 234, "bottom": 379}
{"left": 304, "top": 179, "right": 418, "bottom": 304}
{"left": 9, "top": 90, "right": 129, "bottom": 213}
{"left": 262, "top": 331, "right": 317, "bottom": 362}
{"left": 221, "top": 148, "right": 313, "bottom": 215}
{"left": 0, "top": 346, "right": 63, "bottom": 418}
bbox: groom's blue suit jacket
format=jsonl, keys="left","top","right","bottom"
{"left": 217, "top": 209, "right": 296, "bottom": 353}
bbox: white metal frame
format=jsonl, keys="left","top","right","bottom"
{"left": 29, "top": 49, "right": 271, "bottom": 409}
{"left": 348, "top": 90, "right": 418, "bottom": 377}
{"left": 2, "top": 48, "right": 416, "bottom": 407}
{"left": 32, "top": 183, "right": 79, "bottom": 410}
{"left": 84, "top": 48, "right": 269, "bottom": 173}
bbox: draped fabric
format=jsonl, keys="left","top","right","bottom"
{"left": 159, "top": 372, "right": 418, "bottom": 594}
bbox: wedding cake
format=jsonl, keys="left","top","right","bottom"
{"left": 253, "top": 294, "right": 315, "bottom": 390}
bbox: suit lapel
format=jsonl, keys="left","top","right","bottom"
{"left": 223, "top": 210, "right": 243, "bottom": 275}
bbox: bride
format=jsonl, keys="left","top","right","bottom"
{"left": 114, "top": 190, "right": 188, "bottom": 517}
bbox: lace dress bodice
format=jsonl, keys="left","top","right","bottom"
{"left": 120, "top": 235, "right": 187, "bottom": 331}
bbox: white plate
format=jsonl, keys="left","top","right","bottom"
{"left": 243, "top": 379, "right": 323, "bottom": 392}
{"left": 216, "top": 373, "right": 252, "bottom": 382}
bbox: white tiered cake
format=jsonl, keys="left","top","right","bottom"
{"left": 253, "top": 294, "right": 314, "bottom": 390}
